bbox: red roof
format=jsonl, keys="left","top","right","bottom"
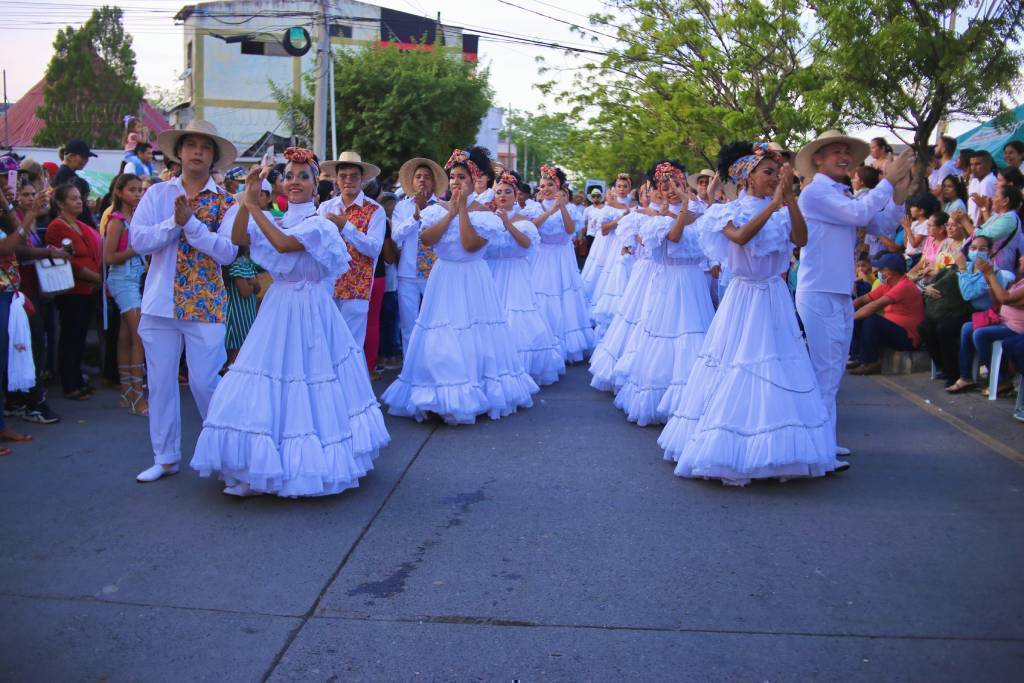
{"left": 3, "top": 78, "right": 172, "bottom": 149}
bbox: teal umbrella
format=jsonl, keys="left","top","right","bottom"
{"left": 956, "top": 104, "right": 1024, "bottom": 167}
{"left": 76, "top": 169, "right": 117, "bottom": 200}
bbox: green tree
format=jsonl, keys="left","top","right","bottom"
{"left": 144, "top": 82, "right": 187, "bottom": 114}
{"left": 546, "top": 0, "right": 838, "bottom": 177}
{"left": 811, "top": 0, "right": 1024, "bottom": 191}
{"left": 275, "top": 44, "right": 493, "bottom": 179}
{"left": 34, "top": 6, "right": 145, "bottom": 148}
{"left": 502, "top": 111, "right": 578, "bottom": 183}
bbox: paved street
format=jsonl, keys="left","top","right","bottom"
{"left": 2, "top": 366, "right": 1023, "bottom": 681}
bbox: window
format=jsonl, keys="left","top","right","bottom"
{"left": 329, "top": 24, "right": 352, "bottom": 38}
{"left": 240, "top": 40, "right": 264, "bottom": 55}
{"left": 241, "top": 39, "right": 290, "bottom": 57}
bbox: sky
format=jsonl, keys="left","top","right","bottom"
{"left": 0, "top": 0, "right": 610, "bottom": 114}
{"left": 0, "top": 0, "right": 984, "bottom": 141}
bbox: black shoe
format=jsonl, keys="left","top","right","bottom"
{"left": 4, "top": 404, "right": 26, "bottom": 418}
{"left": 22, "top": 403, "right": 61, "bottom": 424}
{"left": 834, "top": 460, "right": 851, "bottom": 473}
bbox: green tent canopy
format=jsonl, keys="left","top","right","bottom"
{"left": 956, "top": 104, "right": 1024, "bottom": 167}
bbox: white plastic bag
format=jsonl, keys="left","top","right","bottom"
{"left": 34, "top": 256, "right": 74, "bottom": 295}
{"left": 7, "top": 292, "right": 35, "bottom": 391}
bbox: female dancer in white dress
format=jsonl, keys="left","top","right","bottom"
{"left": 587, "top": 174, "right": 634, "bottom": 322}
{"left": 614, "top": 161, "right": 714, "bottom": 426}
{"left": 192, "top": 149, "right": 390, "bottom": 497}
{"left": 589, "top": 184, "right": 658, "bottom": 392}
{"left": 660, "top": 143, "right": 846, "bottom": 485}
{"left": 382, "top": 147, "right": 538, "bottom": 424}
{"left": 487, "top": 170, "right": 565, "bottom": 385}
{"left": 530, "top": 164, "right": 595, "bottom": 362}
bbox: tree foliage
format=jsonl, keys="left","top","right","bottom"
{"left": 501, "top": 111, "right": 579, "bottom": 184}
{"left": 144, "top": 82, "right": 187, "bottom": 114}
{"left": 274, "top": 44, "right": 493, "bottom": 179}
{"left": 811, "top": 0, "right": 1024, "bottom": 190}
{"left": 545, "top": 0, "right": 838, "bottom": 180}
{"left": 34, "top": 6, "right": 145, "bottom": 148}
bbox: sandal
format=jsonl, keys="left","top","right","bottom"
{"left": 982, "top": 382, "right": 1015, "bottom": 398}
{"left": 0, "top": 447, "right": 12, "bottom": 457}
{"left": 124, "top": 365, "right": 149, "bottom": 416}
{"left": 0, "top": 430, "right": 33, "bottom": 443}
{"left": 945, "top": 379, "right": 977, "bottom": 394}
{"left": 117, "top": 364, "right": 132, "bottom": 408}
{"left": 63, "top": 388, "right": 91, "bottom": 401}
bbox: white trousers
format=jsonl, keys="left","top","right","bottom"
{"left": 795, "top": 291, "right": 853, "bottom": 444}
{"left": 397, "top": 277, "right": 427, "bottom": 353}
{"left": 337, "top": 298, "right": 370, "bottom": 347}
{"left": 138, "top": 314, "right": 226, "bottom": 465}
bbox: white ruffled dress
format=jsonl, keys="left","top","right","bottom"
{"left": 587, "top": 205, "right": 629, "bottom": 320}
{"left": 486, "top": 217, "right": 566, "bottom": 385}
{"left": 191, "top": 202, "right": 390, "bottom": 497}
{"left": 588, "top": 209, "right": 656, "bottom": 392}
{"left": 381, "top": 205, "right": 539, "bottom": 424}
{"left": 590, "top": 208, "right": 639, "bottom": 337}
{"left": 613, "top": 205, "right": 714, "bottom": 426}
{"left": 660, "top": 195, "right": 840, "bottom": 485}
{"left": 530, "top": 200, "right": 595, "bottom": 362}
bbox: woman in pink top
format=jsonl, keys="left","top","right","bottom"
{"left": 973, "top": 255, "right": 1024, "bottom": 395}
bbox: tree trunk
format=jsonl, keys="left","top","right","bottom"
{"left": 911, "top": 125, "right": 935, "bottom": 197}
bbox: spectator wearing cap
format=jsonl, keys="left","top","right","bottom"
{"left": 54, "top": 140, "right": 98, "bottom": 227}
{"left": 849, "top": 252, "right": 925, "bottom": 375}
{"left": 123, "top": 142, "right": 155, "bottom": 178}
{"left": 223, "top": 166, "right": 245, "bottom": 197}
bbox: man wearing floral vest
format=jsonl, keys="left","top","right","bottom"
{"left": 319, "top": 151, "right": 386, "bottom": 346}
{"left": 391, "top": 157, "right": 447, "bottom": 354}
{"left": 130, "top": 120, "right": 239, "bottom": 483}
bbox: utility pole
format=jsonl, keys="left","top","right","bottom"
{"left": 312, "top": 0, "right": 331, "bottom": 160}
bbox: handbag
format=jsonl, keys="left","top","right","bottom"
{"left": 34, "top": 256, "right": 75, "bottom": 295}
{"left": 971, "top": 305, "right": 1001, "bottom": 330}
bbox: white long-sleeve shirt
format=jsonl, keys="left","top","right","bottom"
{"left": 797, "top": 173, "right": 895, "bottom": 295}
{"left": 317, "top": 191, "right": 386, "bottom": 260}
{"left": 968, "top": 173, "right": 997, "bottom": 226}
{"left": 130, "top": 175, "right": 238, "bottom": 319}
{"left": 391, "top": 194, "right": 439, "bottom": 279}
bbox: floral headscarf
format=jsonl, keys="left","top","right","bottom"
{"left": 283, "top": 146, "right": 319, "bottom": 177}
{"left": 495, "top": 171, "right": 518, "bottom": 187}
{"left": 540, "top": 164, "right": 562, "bottom": 188}
{"left": 445, "top": 148, "right": 483, "bottom": 179}
{"left": 728, "top": 143, "right": 782, "bottom": 185}
{"left": 653, "top": 162, "right": 686, "bottom": 186}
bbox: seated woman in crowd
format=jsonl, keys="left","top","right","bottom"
{"left": 940, "top": 174, "right": 968, "bottom": 216}
{"left": 907, "top": 210, "right": 951, "bottom": 283}
{"left": 960, "top": 254, "right": 1024, "bottom": 397}
{"left": 903, "top": 194, "right": 941, "bottom": 267}
{"left": 945, "top": 237, "right": 1017, "bottom": 393}
{"left": 1004, "top": 141, "right": 1024, "bottom": 173}
{"left": 919, "top": 260, "right": 975, "bottom": 387}
{"left": 848, "top": 253, "right": 925, "bottom": 375}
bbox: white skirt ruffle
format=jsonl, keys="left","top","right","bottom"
{"left": 588, "top": 258, "right": 658, "bottom": 392}
{"left": 531, "top": 242, "right": 595, "bottom": 363}
{"left": 382, "top": 258, "right": 539, "bottom": 425}
{"left": 580, "top": 229, "right": 611, "bottom": 301}
{"left": 489, "top": 257, "right": 566, "bottom": 386}
{"left": 613, "top": 264, "right": 714, "bottom": 426}
{"left": 591, "top": 251, "right": 633, "bottom": 338}
{"left": 659, "top": 276, "right": 839, "bottom": 486}
{"left": 191, "top": 280, "right": 390, "bottom": 497}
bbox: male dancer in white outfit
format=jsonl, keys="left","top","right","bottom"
{"left": 319, "top": 151, "right": 385, "bottom": 346}
{"left": 391, "top": 157, "right": 447, "bottom": 353}
{"left": 131, "top": 120, "right": 239, "bottom": 482}
{"left": 795, "top": 131, "right": 912, "bottom": 455}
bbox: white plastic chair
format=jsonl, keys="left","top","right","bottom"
{"left": 988, "top": 339, "right": 1004, "bottom": 401}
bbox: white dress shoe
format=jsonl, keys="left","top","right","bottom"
{"left": 136, "top": 463, "right": 179, "bottom": 483}
{"left": 835, "top": 445, "right": 851, "bottom": 456}
{"left": 222, "top": 482, "right": 260, "bottom": 497}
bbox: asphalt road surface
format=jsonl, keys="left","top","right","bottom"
{"left": 2, "top": 366, "right": 1022, "bottom": 681}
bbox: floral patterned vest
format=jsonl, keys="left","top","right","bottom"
{"left": 334, "top": 200, "right": 379, "bottom": 301}
{"left": 173, "top": 190, "right": 234, "bottom": 323}
{"left": 415, "top": 201, "right": 439, "bottom": 278}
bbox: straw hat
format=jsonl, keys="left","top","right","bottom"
{"left": 156, "top": 120, "right": 238, "bottom": 171}
{"left": 398, "top": 157, "right": 447, "bottom": 197}
{"left": 794, "top": 130, "right": 870, "bottom": 179}
{"left": 321, "top": 150, "right": 380, "bottom": 181}
{"left": 687, "top": 168, "right": 715, "bottom": 191}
